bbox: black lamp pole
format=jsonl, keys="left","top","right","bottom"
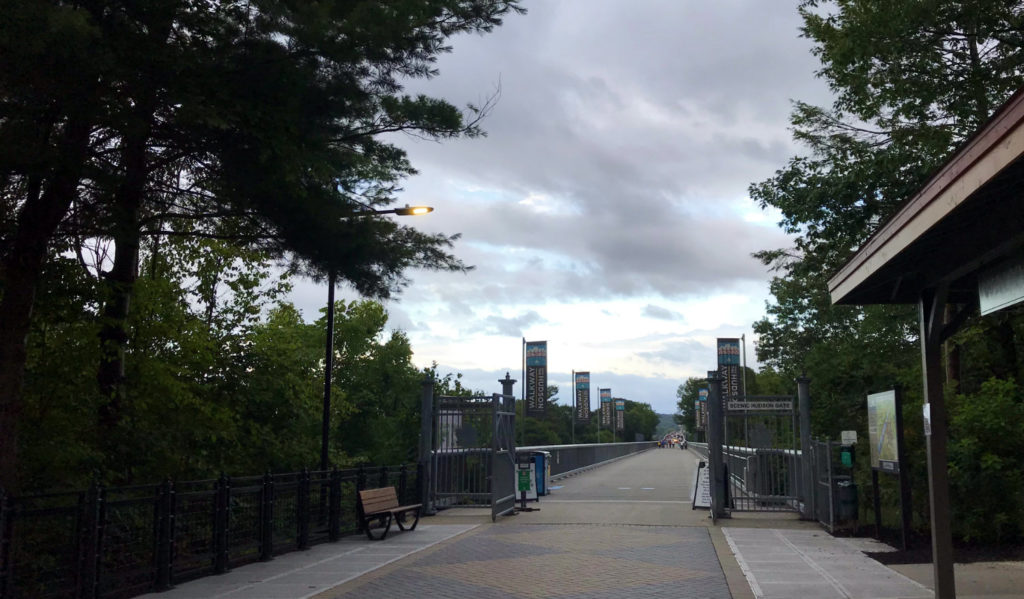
{"left": 319, "top": 206, "right": 432, "bottom": 471}
{"left": 321, "top": 269, "right": 336, "bottom": 473}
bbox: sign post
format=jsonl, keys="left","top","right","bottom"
{"left": 867, "top": 387, "right": 911, "bottom": 549}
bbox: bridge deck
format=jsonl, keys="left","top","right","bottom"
{"left": 138, "top": 448, "right": 1020, "bottom": 599}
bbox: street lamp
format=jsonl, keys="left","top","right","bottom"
{"left": 320, "top": 205, "right": 434, "bottom": 472}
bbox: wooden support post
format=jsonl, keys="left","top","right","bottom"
{"left": 920, "top": 289, "right": 956, "bottom": 599}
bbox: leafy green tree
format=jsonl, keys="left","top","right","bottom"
{"left": 0, "top": 0, "right": 524, "bottom": 491}
{"left": 752, "top": 1, "right": 1024, "bottom": 542}
{"left": 947, "top": 378, "right": 1024, "bottom": 543}
{"left": 622, "top": 400, "right": 659, "bottom": 441}
{"left": 752, "top": 0, "right": 1024, "bottom": 426}
{"left": 674, "top": 377, "right": 704, "bottom": 434}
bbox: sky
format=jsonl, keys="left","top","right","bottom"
{"left": 286, "top": 1, "right": 836, "bottom": 415}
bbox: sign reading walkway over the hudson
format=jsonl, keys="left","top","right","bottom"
{"left": 727, "top": 400, "right": 793, "bottom": 411}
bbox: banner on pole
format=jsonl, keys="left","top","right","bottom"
{"left": 525, "top": 341, "right": 548, "bottom": 417}
{"left": 615, "top": 398, "right": 625, "bottom": 432}
{"left": 574, "top": 371, "right": 591, "bottom": 422}
{"left": 717, "top": 338, "right": 742, "bottom": 401}
{"left": 697, "top": 387, "right": 708, "bottom": 430}
{"left": 600, "top": 388, "right": 612, "bottom": 427}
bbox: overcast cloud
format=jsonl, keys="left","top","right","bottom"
{"left": 287, "top": 1, "right": 833, "bottom": 414}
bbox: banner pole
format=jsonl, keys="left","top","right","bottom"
{"left": 521, "top": 337, "right": 526, "bottom": 447}
{"left": 571, "top": 370, "right": 575, "bottom": 445}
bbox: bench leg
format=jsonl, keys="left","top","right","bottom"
{"left": 365, "top": 513, "right": 393, "bottom": 541}
{"left": 396, "top": 508, "right": 420, "bottom": 532}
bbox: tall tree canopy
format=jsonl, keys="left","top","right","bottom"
{"left": 752, "top": 0, "right": 1024, "bottom": 542}
{"left": 0, "top": 0, "right": 524, "bottom": 491}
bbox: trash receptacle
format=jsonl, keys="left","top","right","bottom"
{"left": 836, "top": 478, "right": 858, "bottom": 521}
{"left": 531, "top": 451, "right": 552, "bottom": 495}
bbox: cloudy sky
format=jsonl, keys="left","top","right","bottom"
{"left": 288, "top": 1, "right": 835, "bottom": 414}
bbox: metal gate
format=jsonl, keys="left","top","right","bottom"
{"left": 430, "top": 394, "right": 516, "bottom": 521}
{"left": 809, "top": 439, "right": 840, "bottom": 531}
{"left": 721, "top": 395, "right": 800, "bottom": 512}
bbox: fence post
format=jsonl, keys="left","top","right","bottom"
{"left": 706, "top": 370, "right": 728, "bottom": 521}
{"left": 328, "top": 469, "right": 341, "bottom": 542}
{"left": 297, "top": 469, "right": 310, "bottom": 550}
{"left": 797, "top": 375, "right": 812, "bottom": 519}
{"left": 78, "top": 482, "right": 103, "bottom": 599}
{"left": 356, "top": 466, "right": 367, "bottom": 533}
{"left": 155, "top": 479, "right": 174, "bottom": 591}
{"left": 0, "top": 487, "right": 11, "bottom": 598}
{"left": 398, "top": 465, "right": 408, "bottom": 505}
{"left": 214, "top": 475, "right": 229, "bottom": 573}
{"left": 378, "top": 465, "right": 388, "bottom": 489}
{"left": 418, "top": 375, "right": 435, "bottom": 514}
{"left": 259, "top": 472, "right": 274, "bottom": 562}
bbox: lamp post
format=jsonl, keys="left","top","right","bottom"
{"left": 320, "top": 205, "right": 434, "bottom": 472}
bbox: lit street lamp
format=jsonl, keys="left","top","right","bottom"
{"left": 320, "top": 206, "right": 434, "bottom": 472}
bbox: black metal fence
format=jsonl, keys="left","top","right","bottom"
{"left": 0, "top": 464, "right": 420, "bottom": 599}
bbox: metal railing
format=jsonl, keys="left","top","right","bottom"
{"left": 518, "top": 442, "right": 656, "bottom": 478}
{"left": 0, "top": 465, "right": 419, "bottom": 599}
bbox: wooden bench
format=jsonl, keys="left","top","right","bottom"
{"left": 357, "top": 487, "right": 422, "bottom": 540}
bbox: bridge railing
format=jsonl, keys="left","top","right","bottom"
{"left": 518, "top": 442, "right": 656, "bottom": 479}
{"left": 0, "top": 464, "right": 419, "bottom": 599}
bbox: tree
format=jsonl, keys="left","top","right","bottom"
{"left": 622, "top": 400, "right": 659, "bottom": 442}
{"left": 752, "top": 0, "right": 1024, "bottom": 410}
{"left": 0, "top": 0, "right": 525, "bottom": 491}
{"left": 752, "top": 1, "right": 1024, "bottom": 542}
{"left": 674, "top": 378, "right": 704, "bottom": 434}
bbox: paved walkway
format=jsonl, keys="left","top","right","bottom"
{"left": 136, "top": 525, "right": 475, "bottom": 599}
{"left": 325, "top": 523, "right": 730, "bottom": 599}
{"left": 724, "top": 528, "right": 930, "bottom": 599}
{"left": 138, "top": 449, "right": 1024, "bottom": 598}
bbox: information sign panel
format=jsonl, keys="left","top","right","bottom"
{"left": 867, "top": 390, "right": 899, "bottom": 472}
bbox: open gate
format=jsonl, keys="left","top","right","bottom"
{"left": 430, "top": 393, "right": 516, "bottom": 521}
{"left": 721, "top": 395, "right": 800, "bottom": 512}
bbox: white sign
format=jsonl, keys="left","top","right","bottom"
{"left": 726, "top": 400, "right": 793, "bottom": 411}
{"left": 979, "top": 258, "right": 1024, "bottom": 316}
{"left": 514, "top": 462, "right": 537, "bottom": 500}
{"left": 841, "top": 430, "right": 857, "bottom": 445}
{"left": 923, "top": 403, "right": 932, "bottom": 436}
{"left": 691, "top": 462, "right": 711, "bottom": 509}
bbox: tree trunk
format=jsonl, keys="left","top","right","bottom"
{"left": 96, "top": 124, "right": 151, "bottom": 434}
{"left": 0, "top": 113, "right": 93, "bottom": 492}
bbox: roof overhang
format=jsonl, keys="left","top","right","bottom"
{"left": 829, "top": 89, "right": 1024, "bottom": 306}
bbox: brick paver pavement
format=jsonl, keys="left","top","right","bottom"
{"left": 324, "top": 523, "right": 731, "bottom": 599}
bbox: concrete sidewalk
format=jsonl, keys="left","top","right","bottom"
{"left": 136, "top": 525, "right": 477, "bottom": 599}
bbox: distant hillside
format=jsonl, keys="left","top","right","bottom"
{"left": 655, "top": 413, "right": 678, "bottom": 438}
